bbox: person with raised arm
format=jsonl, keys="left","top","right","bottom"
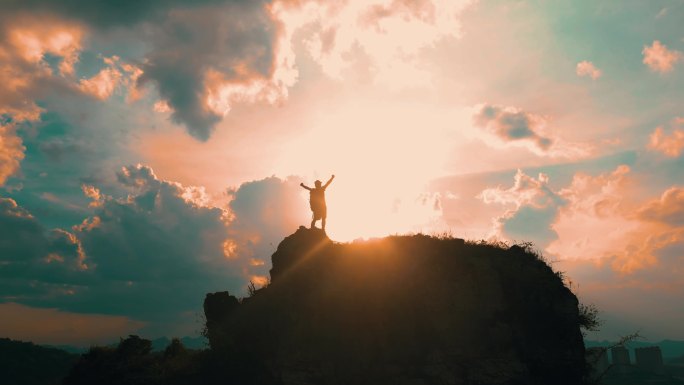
{"left": 300, "top": 175, "right": 335, "bottom": 231}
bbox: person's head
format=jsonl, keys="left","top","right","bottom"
{"left": 315, "top": 180, "right": 322, "bottom": 188}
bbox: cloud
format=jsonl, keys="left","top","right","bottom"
{"left": 0, "top": 124, "right": 25, "bottom": 186}
{"left": 642, "top": 40, "right": 681, "bottom": 73}
{"left": 478, "top": 165, "right": 684, "bottom": 277}
{"left": 280, "top": 0, "right": 472, "bottom": 88}
{"left": 576, "top": 60, "right": 602, "bottom": 79}
{"left": 138, "top": 1, "right": 297, "bottom": 140}
{"left": 1, "top": 0, "right": 476, "bottom": 142}
{"left": 473, "top": 104, "right": 554, "bottom": 152}
{"left": 1, "top": 1, "right": 287, "bottom": 142}
{"left": 638, "top": 186, "right": 684, "bottom": 226}
{"left": 0, "top": 196, "right": 88, "bottom": 297}
{"left": 0, "top": 196, "right": 81, "bottom": 265}
{"left": 222, "top": 176, "right": 309, "bottom": 285}
{"left": 545, "top": 166, "right": 684, "bottom": 278}
{"left": 0, "top": 196, "right": 48, "bottom": 261}
{"left": 648, "top": 123, "right": 684, "bottom": 157}
{"left": 1, "top": 165, "right": 236, "bottom": 325}
{"left": 549, "top": 170, "right": 684, "bottom": 339}
{"left": 1, "top": 163, "right": 316, "bottom": 336}
{"left": 471, "top": 104, "right": 594, "bottom": 158}
{"left": 0, "top": 15, "right": 83, "bottom": 185}
{"left": 0, "top": 0, "right": 226, "bottom": 30}
{"left": 479, "top": 169, "right": 565, "bottom": 247}
{"left": 65, "top": 165, "right": 239, "bottom": 316}
{"left": 0, "top": 302, "right": 145, "bottom": 346}
{"left": 0, "top": 13, "right": 146, "bottom": 188}
{"left": 546, "top": 166, "right": 642, "bottom": 269}
{"left": 0, "top": 12, "right": 138, "bottom": 114}
{"left": 78, "top": 56, "right": 141, "bottom": 101}
{"left": 0, "top": 15, "right": 82, "bottom": 123}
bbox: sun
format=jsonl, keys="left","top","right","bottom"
{"left": 279, "top": 98, "right": 457, "bottom": 241}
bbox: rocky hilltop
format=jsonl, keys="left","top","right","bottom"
{"left": 204, "top": 227, "right": 587, "bottom": 385}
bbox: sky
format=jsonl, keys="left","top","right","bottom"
{"left": 0, "top": 0, "right": 683, "bottom": 346}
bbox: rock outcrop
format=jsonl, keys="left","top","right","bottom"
{"left": 204, "top": 226, "right": 587, "bottom": 385}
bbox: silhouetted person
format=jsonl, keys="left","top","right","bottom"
{"left": 300, "top": 175, "right": 334, "bottom": 231}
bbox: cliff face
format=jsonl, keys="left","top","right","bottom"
{"left": 204, "top": 227, "right": 587, "bottom": 385}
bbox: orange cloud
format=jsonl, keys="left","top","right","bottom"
{"left": 0, "top": 124, "right": 25, "bottom": 186}
{"left": 547, "top": 166, "right": 684, "bottom": 275}
{"left": 547, "top": 166, "right": 636, "bottom": 266}
{"left": 79, "top": 65, "right": 122, "bottom": 100}
{"left": 642, "top": 40, "right": 681, "bottom": 73}
{"left": 6, "top": 16, "right": 84, "bottom": 76}
{"left": 81, "top": 184, "right": 105, "bottom": 207}
{"left": 0, "top": 303, "right": 145, "bottom": 346}
{"left": 0, "top": 16, "right": 84, "bottom": 184}
{"left": 648, "top": 126, "right": 684, "bottom": 157}
{"left": 78, "top": 56, "right": 142, "bottom": 101}
{"left": 638, "top": 186, "right": 684, "bottom": 226}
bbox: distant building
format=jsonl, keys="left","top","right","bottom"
{"left": 612, "top": 346, "right": 631, "bottom": 365}
{"left": 635, "top": 346, "right": 663, "bottom": 373}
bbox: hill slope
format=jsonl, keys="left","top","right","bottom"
{"left": 204, "top": 227, "right": 587, "bottom": 385}
{"left": 0, "top": 338, "right": 78, "bottom": 385}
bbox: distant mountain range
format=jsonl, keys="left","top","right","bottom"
{"left": 585, "top": 339, "right": 684, "bottom": 360}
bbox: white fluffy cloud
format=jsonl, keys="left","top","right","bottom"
{"left": 576, "top": 60, "right": 602, "bottom": 79}
{"left": 642, "top": 40, "right": 681, "bottom": 73}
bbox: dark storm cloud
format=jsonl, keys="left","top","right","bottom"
{"left": 1, "top": 0, "right": 288, "bottom": 140}
{"left": 1, "top": 165, "right": 237, "bottom": 319}
{"left": 474, "top": 104, "right": 554, "bottom": 151}
{"left": 0, "top": 0, "right": 227, "bottom": 29}
{"left": 0, "top": 197, "right": 51, "bottom": 261}
{"left": 0, "top": 197, "right": 85, "bottom": 288}
{"left": 1, "top": 164, "right": 311, "bottom": 326}
{"left": 138, "top": 0, "right": 279, "bottom": 140}
{"left": 67, "top": 171, "right": 310, "bottom": 319}
{"left": 66, "top": 165, "right": 240, "bottom": 317}
{"left": 80, "top": 164, "right": 230, "bottom": 284}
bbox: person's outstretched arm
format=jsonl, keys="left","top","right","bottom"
{"left": 300, "top": 182, "right": 312, "bottom": 191}
{"left": 324, "top": 175, "right": 335, "bottom": 189}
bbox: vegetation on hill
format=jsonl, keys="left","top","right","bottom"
{"left": 62, "top": 336, "right": 207, "bottom": 385}
{"left": 0, "top": 338, "right": 78, "bottom": 385}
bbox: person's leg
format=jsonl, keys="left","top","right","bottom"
{"left": 311, "top": 216, "right": 316, "bottom": 229}
{"left": 320, "top": 206, "right": 327, "bottom": 231}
